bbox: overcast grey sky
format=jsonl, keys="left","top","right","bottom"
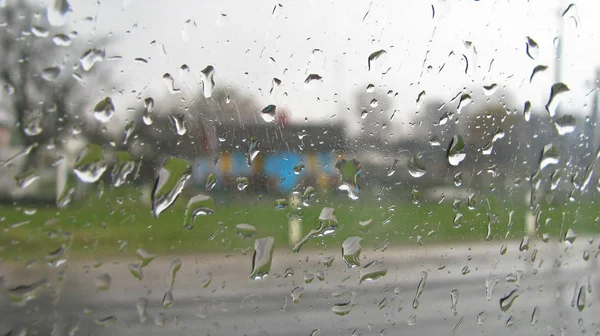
{"left": 42, "top": 0, "right": 600, "bottom": 136}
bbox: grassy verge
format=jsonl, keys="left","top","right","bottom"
{"left": 1, "top": 187, "right": 598, "bottom": 261}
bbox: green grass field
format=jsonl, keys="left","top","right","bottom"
{"left": 1, "top": 186, "right": 598, "bottom": 261}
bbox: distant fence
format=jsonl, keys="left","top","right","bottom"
{"left": 193, "top": 151, "right": 340, "bottom": 193}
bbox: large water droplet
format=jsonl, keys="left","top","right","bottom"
{"left": 246, "top": 137, "right": 260, "bottom": 166}
{"left": 73, "top": 144, "right": 107, "bottom": 183}
{"left": 564, "top": 228, "right": 577, "bottom": 244}
{"left": 576, "top": 285, "right": 586, "bottom": 311}
{"left": 236, "top": 176, "right": 249, "bottom": 191}
{"left": 367, "top": 49, "right": 387, "bottom": 71}
{"left": 171, "top": 114, "right": 187, "bottom": 136}
{"left": 15, "top": 167, "right": 39, "bottom": 189}
{"left": 261, "top": 105, "right": 276, "bottom": 122}
{"left": 151, "top": 158, "right": 191, "bottom": 218}
{"left": 302, "top": 186, "right": 315, "bottom": 207}
{"left": 408, "top": 156, "right": 427, "bottom": 178}
{"left": 447, "top": 135, "right": 466, "bottom": 166}
{"left": 450, "top": 289, "right": 459, "bottom": 316}
{"left": 525, "top": 37, "right": 539, "bottom": 60}
{"left": 167, "top": 258, "right": 181, "bottom": 290}
{"left": 93, "top": 97, "right": 115, "bottom": 123}
{"left": 539, "top": 144, "right": 560, "bottom": 171}
{"left": 386, "top": 159, "right": 398, "bottom": 177}
{"left": 112, "top": 151, "right": 135, "bottom": 187}
{"left": 336, "top": 158, "right": 361, "bottom": 200}
{"left": 545, "top": 83, "right": 570, "bottom": 117}
{"left": 183, "top": 194, "right": 215, "bottom": 230}
{"left": 123, "top": 120, "right": 135, "bottom": 145}
{"left": 162, "top": 73, "right": 180, "bottom": 94}
{"left": 53, "top": 33, "right": 71, "bottom": 46}
{"left": 128, "top": 263, "right": 143, "bottom": 280}
{"left": 162, "top": 290, "right": 174, "bottom": 309}
{"left": 23, "top": 111, "right": 43, "bottom": 136}
{"left": 304, "top": 74, "right": 323, "bottom": 87}
{"left": 205, "top": 173, "right": 217, "bottom": 191}
{"left": 80, "top": 48, "right": 105, "bottom": 71}
{"left": 250, "top": 237, "right": 275, "bottom": 280}
{"left": 342, "top": 237, "right": 362, "bottom": 268}
{"left": 41, "top": 66, "right": 61, "bottom": 81}
{"left": 291, "top": 286, "right": 304, "bottom": 304}
{"left": 523, "top": 101, "right": 531, "bottom": 121}
{"left": 95, "top": 316, "right": 116, "bottom": 327}
{"left": 554, "top": 114, "right": 576, "bottom": 135}
{"left": 359, "top": 260, "right": 387, "bottom": 284}
{"left": 530, "top": 65, "right": 548, "bottom": 83}
{"left": 137, "top": 248, "right": 155, "bottom": 267}
{"left": 456, "top": 94, "right": 472, "bottom": 114}
{"left": 292, "top": 207, "right": 338, "bottom": 253}
{"left": 47, "top": 0, "right": 70, "bottom": 26}
{"left": 6, "top": 278, "right": 48, "bottom": 305}
{"left": 499, "top": 289, "right": 520, "bottom": 312}
{"left": 136, "top": 298, "right": 148, "bottom": 323}
{"left": 142, "top": 97, "right": 154, "bottom": 125}
{"left": 270, "top": 78, "right": 281, "bottom": 98}
{"left": 94, "top": 273, "right": 111, "bottom": 292}
{"left": 235, "top": 224, "right": 256, "bottom": 239}
{"left": 483, "top": 83, "right": 498, "bottom": 96}
{"left": 200, "top": 65, "right": 216, "bottom": 98}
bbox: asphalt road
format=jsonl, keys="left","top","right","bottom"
{"left": 0, "top": 238, "right": 598, "bottom": 335}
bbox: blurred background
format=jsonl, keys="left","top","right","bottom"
{"left": 0, "top": 0, "right": 599, "bottom": 335}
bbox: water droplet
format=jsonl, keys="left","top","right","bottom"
{"left": 183, "top": 194, "right": 215, "bottom": 230}
{"left": 526, "top": 37, "right": 539, "bottom": 60}
{"left": 171, "top": 114, "right": 187, "bottom": 136}
{"left": 22, "top": 111, "right": 43, "bottom": 136}
{"left": 236, "top": 176, "right": 249, "bottom": 191}
{"left": 407, "top": 314, "right": 417, "bottom": 326}
{"left": 342, "top": 237, "right": 362, "bottom": 268}
{"left": 545, "top": 82, "right": 570, "bottom": 117}
{"left": 162, "top": 290, "right": 174, "bottom": 309}
{"left": 246, "top": 137, "right": 260, "bottom": 166}
{"left": 360, "top": 110, "right": 369, "bottom": 119}
{"left": 201, "top": 273, "right": 212, "bottom": 288}
{"left": 302, "top": 186, "right": 315, "bottom": 206}
{"left": 154, "top": 313, "right": 165, "bottom": 327}
{"left": 73, "top": 144, "right": 107, "bottom": 183}
{"left": 142, "top": 97, "right": 154, "bottom": 125}
{"left": 336, "top": 158, "right": 361, "bottom": 200}
{"left": 41, "top": 66, "right": 61, "bottom": 81}
{"left": 136, "top": 298, "right": 148, "bottom": 323}
{"left": 261, "top": 105, "right": 276, "bottom": 122}
{"left": 293, "top": 164, "right": 305, "bottom": 175}
{"left": 15, "top": 168, "right": 39, "bottom": 189}
{"left": 291, "top": 286, "right": 304, "bottom": 303}
{"left": 304, "top": 272, "right": 315, "bottom": 283}
{"left": 304, "top": 74, "right": 323, "bottom": 87}
{"left": 366, "top": 84, "right": 375, "bottom": 92}
{"left": 408, "top": 156, "right": 427, "bottom": 178}
{"left": 167, "top": 258, "right": 181, "bottom": 290}
{"left": 500, "top": 244, "right": 507, "bottom": 255}
{"left": 447, "top": 135, "right": 466, "bottom": 166}
{"left": 111, "top": 151, "right": 135, "bottom": 187}
{"left": 530, "top": 65, "right": 548, "bottom": 83}
{"left": 452, "top": 213, "right": 463, "bottom": 228}
{"left": 95, "top": 273, "right": 111, "bottom": 292}
{"left": 47, "top": 0, "right": 70, "bottom": 26}
{"left": 564, "top": 228, "right": 577, "bottom": 244}
{"left": 80, "top": 48, "right": 105, "bottom": 71}
{"left": 576, "top": 285, "right": 586, "bottom": 311}
{"left": 93, "top": 97, "right": 115, "bottom": 123}
{"left": 95, "top": 316, "right": 116, "bottom": 327}
{"left": 519, "top": 236, "right": 529, "bottom": 251}
{"left": 235, "top": 224, "right": 256, "bottom": 239}
{"left": 539, "top": 144, "right": 560, "bottom": 171}
{"left": 270, "top": 78, "right": 281, "bottom": 98}
{"left": 250, "top": 237, "right": 275, "bottom": 280}
{"left": 412, "top": 271, "right": 427, "bottom": 309}
{"left": 554, "top": 114, "right": 576, "bottom": 135}
{"left": 137, "top": 248, "right": 155, "bottom": 267}
{"left": 162, "top": 73, "right": 180, "bottom": 94}
{"left": 456, "top": 94, "right": 472, "bottom": 113}
{"left": 385, "top": 159, "right": 398, "bottom": 177}
{"left": 483, "top": 83, "right": 498, "bottom": 96}
{"left": 448, "top": 289, "right": 459, "bottom": 316}
{"left": 204, "top": 173, "right": 217, "bottom": 191}
{"left": 477, "top": 311, "right": 487, "bottom": 325}
{"left": 523, "top": 101, "right": 531, "bottom": 121}
{"left": 316, "top": 269, "right": 325, "bottom": 281}
{"left": 359, "top": 260, "right": 387, "bottom": 284}
{"left": 52, "top": 33, "right": 71, "bottom": 46}
{"left": 368, "top": 49, "right": 387, "bottom": 71}
{"left": 151, "top": 158, "right": 191, "bottom": 218}
{"left": 369, "top": 99, "right": 379, "bottom": 108}
{"left": 200, "top": 65, "right": 216, "bottom": 98}
{"left": 530, "top": 306, "right": 539, "bottom": 325}
{"left": 500, "top": 289, "right": 520, "bottom": 312}
{"left": 485, "top": 278, "right": 499, "bottom": 301}
{"left": 128, "top": 263, "right": 143, "bottom": 280}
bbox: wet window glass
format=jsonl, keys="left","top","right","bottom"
{"left": 0, "top": 0, "right": 599, "bottom": 335}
